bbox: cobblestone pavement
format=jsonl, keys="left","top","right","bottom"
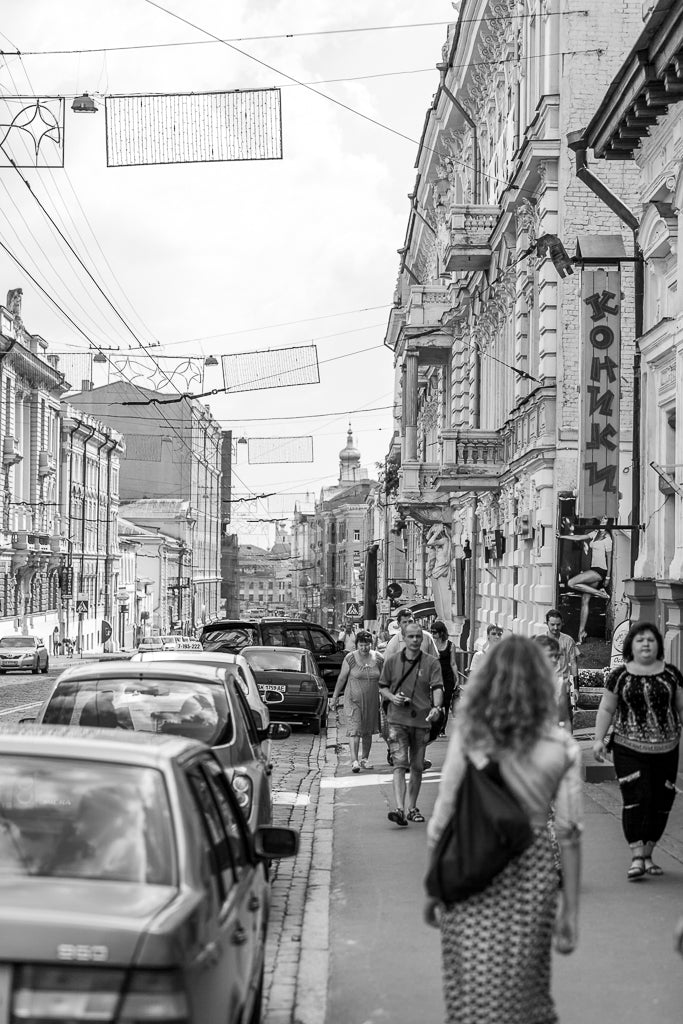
{"left": 263, "top": 725, "right": 339, "bottom": 1024}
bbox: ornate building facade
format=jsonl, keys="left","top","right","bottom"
{"left": 580, "top": 0, "right": 683, "bottom": 662}
{"left": 386, "top": 2, "right": 642, "bottom": 649}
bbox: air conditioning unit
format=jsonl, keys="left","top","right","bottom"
{"left": 38, "top": 450, "right": 56, "bottom": 476}
{"left": 2, "top": 436, "right": 22, "bottom": 466}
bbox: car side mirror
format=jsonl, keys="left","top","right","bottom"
{"left": 335, "top": 640, "right": 345, "bottom": 653}
{"left": 267, "top": 722, "right": 291, "bottom": 741}
{"left": 254, "top": 825, "right": 299, "bottom": 860}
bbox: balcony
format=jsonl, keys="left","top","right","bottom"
{"left": 443, "top": 205, "right": 499, "bottom": 272}
{"left": 2, "top": 436, "right": 22, "bottom": 466}
{"left": 38, "top": 450, "right": 57, "bottom": 476}
{"left": 437, "top": 429, "right": 504, "bottom": 491}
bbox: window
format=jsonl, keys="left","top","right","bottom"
{"left": 186, "top": 763, "right": 236, "bottom": 897}
{"left": 309, "top": 627, "right": 336, "bottom": 655}
{"left": 353, "top": 530, "right": 360, "bottom": 542}
{"left": 202, "top": 758, "right": 250, "bottom": 875}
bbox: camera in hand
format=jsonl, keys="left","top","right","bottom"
{"left": 398, "top": 691, "right": 411, "bottom": 706}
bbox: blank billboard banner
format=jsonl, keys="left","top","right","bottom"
{"left": 247, "top": 437, "right": 314, "bottom": 464}
{"left": 105, "top": 89, "right": 282, "bottom": 167}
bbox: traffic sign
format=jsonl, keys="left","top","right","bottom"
{"left": 377, "top": 598, "right": 391, "bottom": 615}
{"left": 345, "top": 602, "right": 361, "bottom": 617}
{"left": 75, "top": 600, "right": 89, "bottom": 615}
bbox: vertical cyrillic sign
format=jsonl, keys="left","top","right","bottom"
{"left": 578, "top": 268, "right": 620, "bottom": 519}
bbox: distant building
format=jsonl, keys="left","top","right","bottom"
{"left": 68, "top": 381, "right": 222, "bottom": 628}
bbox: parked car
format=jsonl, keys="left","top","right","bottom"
{"left": 241, "top": 646, "right": 329, "bottom": 734}
{"left": 200, "top": 618, "right": 345, "bottom": 692}
{"left": 0, "top": 635, "right": 49, "bottom": 674}
{"left": 30, "top": 661, "right": 289, "bottom": 833}
{"left": 0, "top": 723, "right": 298, "bottom": 1024}
{"left": 131, "top": 650, "right": 271, "bottom": 734}
{"left": 137, "top": 636, "right": 165, "bottom": 654}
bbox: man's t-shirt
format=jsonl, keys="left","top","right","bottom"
{"left": 554, "top": 631, "right": 578, "bottom": 687}
{"left": 384, "top": 630, "right": 438, "bottom": 659}
{"left": 379, "top": 651, "right": 443, "bottom": 729}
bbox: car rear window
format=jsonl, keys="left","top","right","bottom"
{"left": 41, "top": 677, "right": 232, "bottom": 746}
{"left": 244, "top": 650, "right": 306, "bottom": 673}
{"left": 201, "top": 627, "right": 259, "bottom": 652}
{"left": 0, "top": 757, "right": 175, "bottom": 884}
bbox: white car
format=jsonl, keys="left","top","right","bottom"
{"left": 0, "top": 635, "right": 49, "bottom": 674}
{"left": 130, "top": 649, "right": 271, "bottom": 735}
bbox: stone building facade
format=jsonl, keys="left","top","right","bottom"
{"left": 68, "top": 381, "right": 222, "bottom": 628}
{"left": 386, "top": 2, "right": 643, "bottom": 650}
{"left": 580, "top": 0, "right": 683, "bottom": 662}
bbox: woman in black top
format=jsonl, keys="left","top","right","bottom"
{"left": 432, "top": 620, "right": 459, "bottom": 736}
{"left": 593, "top": 621, "right": 683, "bottom": 880}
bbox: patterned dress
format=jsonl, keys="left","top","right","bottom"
{"left": 342, "top": 652, "right": 382, "bottom": 736}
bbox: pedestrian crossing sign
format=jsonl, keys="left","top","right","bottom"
{"left": 75, "top": 600, "right": 89, "bottom": 615}
{"left": 345, "top": 602, "right": 361, "bottom": 617}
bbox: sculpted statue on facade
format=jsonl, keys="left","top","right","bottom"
{"left": 426, "top": 521, "right": 456, "bottom": 634}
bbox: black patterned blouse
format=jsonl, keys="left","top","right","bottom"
{"left": 605, "top": 663, "right": 683, "bottom": 754}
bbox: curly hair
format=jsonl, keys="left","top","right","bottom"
{"left": 459, "top": 635, "right": 556, "bottom": 755}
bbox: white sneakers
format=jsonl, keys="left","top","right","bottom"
{"left": 352, "top": 760, "right": 360, "bottom": 773}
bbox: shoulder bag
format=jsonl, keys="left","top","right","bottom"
{"left": 425, "top": 756, "right": 533, "bottom": 904}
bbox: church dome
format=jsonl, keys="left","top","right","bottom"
{"left": 339, "top": 424, "right": 360, "bottom": 463}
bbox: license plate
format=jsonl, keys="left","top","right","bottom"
{"left": 1, "top": 660, "right": 16, "bottom": 666}
{"left": 0, "top": 964, "right": 11, "bottom": 1024}
{"left": 258, "top": 683, "right": 286, "bottom": 693}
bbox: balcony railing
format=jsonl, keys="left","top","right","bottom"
{"left": 397, "top": 429, "right": 504, "bottom": 501}
{"left": 443, "top": 205, "right": 499, "bottom": 273}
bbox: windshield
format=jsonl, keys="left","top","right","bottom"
{"left": 0, "top": 638, "right": 36, "bottom": 649}
{"left": 244, "top": 650, "right": 306, "bottom": 673}
{"left": 0, "top": 757, "right": 175, "bottom": 884}
{"left": 201, "top": 627, "right": 259, "bottom": 652}
{"left": 41, "top": 677, "right": 232, "bottom": 746}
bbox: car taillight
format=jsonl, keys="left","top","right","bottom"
{"left": 13, "top": 964, "right": 124, "bottom": 1021}
{"left": 12, "top": 965, "right": 188, "bottom": 1023}
{"left": 232, "top": 772, "right": 253, "bottom": 817}
{"left": 300, "top": 680, "right": 320, "bottom": 692}
{"left": 118, "top": 969, "right": 189, "bottom": 1022}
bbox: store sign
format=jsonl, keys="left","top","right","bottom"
{"left": 578, "top": 268, "right": 620, "bottom": 519}
{"left": 59, "top": 566, "right": 74, "bottom": 599}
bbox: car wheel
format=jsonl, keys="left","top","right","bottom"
{"left": 321, "top": 711, "right": 328, "bottom": 729}
{"left": 245, "top": 963, "right": 264, "bottom": 1024}
{"left": 41, "top": 660, "right": 49, "bottom": 674}
{"left": 31, "top": 661, "right": 39, "bottom": 674}
{"left": 309, "top": 717, "right": 321, "bottom": 735}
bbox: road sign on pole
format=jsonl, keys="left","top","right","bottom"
{"left": 75, "top": 600, "right": 89, "bottom": 616}
{"left": 345, "top": 602, "right": 361, "bottom": 618}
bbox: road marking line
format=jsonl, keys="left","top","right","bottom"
{"left": 273, "top": 792, "right": 310, "bottom": 806}
{"left": 321, "top": 773, "right": 441, "bottom": 790}
{"left": 0, "top": 702, "right": 42, "bottom": 716}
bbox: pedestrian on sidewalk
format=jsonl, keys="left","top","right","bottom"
{"left": 545, "top": 609, "right": 579, "bottom": 715}
{"left": 425, "top": 635, "right": 582, "bottom": 1024}
{"left": 593, "top": 620, "right": 683, "bottom": 881}
{"left": 338, "top": 622, "right": 357, "bottom": 653}
{"left": 379, "top": 622, "right": 443, "bottom": 827}
{"left": 467, "top": 623, "right": 502, "bottom": 674}
{"left": 384, "top": 608, "right": 438, "bottom": 658}
{"left": 534, "top": 634, "right": 572, "bottom": 732}
{"left": 332, "top": 630, "right": 383, "bottom": 773}
{"left": 431, "top": 620, "right": 460, "bottom": 736}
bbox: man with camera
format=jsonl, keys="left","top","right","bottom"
{"left": 379, "top": 622, "right": 443, "bottom": 828}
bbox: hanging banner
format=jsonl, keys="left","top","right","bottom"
{"left": 578, "top": 267, "right": 621, "bottom": 519}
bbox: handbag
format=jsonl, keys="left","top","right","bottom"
{"left": 425, "top": 756, "right": 534, "bottom": 904}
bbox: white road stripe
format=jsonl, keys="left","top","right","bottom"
{"left": 0, "top": 702, "right": 42, "bottom": 716}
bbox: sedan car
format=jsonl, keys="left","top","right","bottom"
{"left": 241, "top": 646, "right": 328, "bottom": 734}
{"left": 31, "top": 661, "right": 288, "bottom": 833}
{"left": 0, "top": 724, "right": 297, "bottom": 1024}
{"left": 136, "top": 636, "right": 165, "bottom": 654}
{"left": 0, "top": 635, "right": 49, "bottom": 674}
{"left": 131, "top": 649, "right": 270, "bottom": 734}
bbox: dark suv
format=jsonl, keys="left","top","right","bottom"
{"left": 199, "top": 618, "right": 345, "bottom": 692}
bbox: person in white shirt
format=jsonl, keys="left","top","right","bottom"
{"left": 468, "top": 623, "right": 503, "bottom": 674}
{"left": 384, "top": 608, "right": 438, "bottom": 658}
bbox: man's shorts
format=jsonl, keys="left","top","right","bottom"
{"left": 387, "top": 723, "right": 429, "bottom": 771}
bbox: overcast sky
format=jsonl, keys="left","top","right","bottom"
{"left": 1, "top": 0, "right": 452, "bottom": 547}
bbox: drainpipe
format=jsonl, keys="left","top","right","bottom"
{"left": 436, "top": 63, "right": 480, "bottom": 204}
{"left": 94, "top": 435, "right": 108, "bottom": 616}
{"left": 567, "top": 132, "right": 643, "bottom": 573}
{"left": 77, "top": 420, "right": 96, "bottom": 653}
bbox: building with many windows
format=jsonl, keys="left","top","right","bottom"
{"left": 68, "top": 381, "right": 222, "bottom": 628}
{"left": 384, "top": 3, "right": 642, "bottom": 653}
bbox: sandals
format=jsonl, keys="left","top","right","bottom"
{"left": 388, "top": 809, "right": 408, "bottom": 828}
{"left": 627, "top": 856, "right": 646, "bottom": 881}
{"left": 407, "top": 808, "right": 425, "bottom": 822}
{"left": 644, "top": 858, "right": 664, "bottom": 876}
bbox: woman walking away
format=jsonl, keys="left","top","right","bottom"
{"left": 425, "top": 635, "right": 582, "bottom": 1024}
{"left": 432, "top": 620, "right": 460, "bottom": 736}
{"left": 593, "top": 621, "right": 683, "bottom": 881}
{"left": 332, "top": 630, "right": 383, "bottom": 773}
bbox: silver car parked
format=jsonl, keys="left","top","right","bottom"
{"left": 0, "top": 635, "right": 49, "bottom": 674}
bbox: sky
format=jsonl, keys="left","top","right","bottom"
{"left": 0, "top": 0, "right": 454, "bottom": 547}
